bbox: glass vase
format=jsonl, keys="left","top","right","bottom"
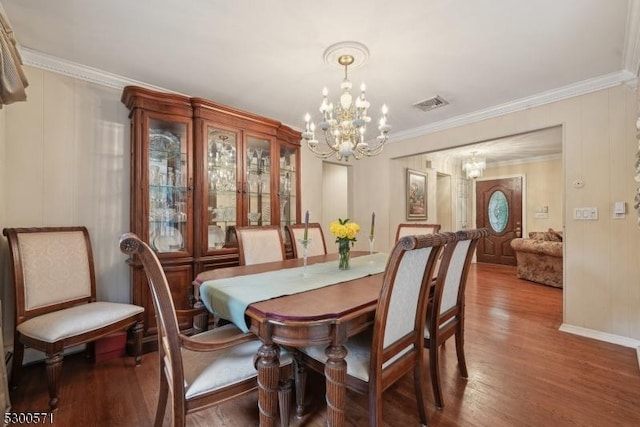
{"left": 338, "top": 239, "right": 351, "bottom": 270}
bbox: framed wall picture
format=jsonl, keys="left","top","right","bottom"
{"left": 406, "top": 168, "right": 428, "bottom": 220}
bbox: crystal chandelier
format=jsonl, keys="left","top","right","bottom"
{"left": 301, "top": 42, "right": 390, "bottom": 162}
{"left": 462, "top": 152, "right": 486, "bottom": 179}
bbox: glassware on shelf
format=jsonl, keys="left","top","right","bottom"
{"left": 248, "top": 212, "right": 261, "bottom": 224}
{"left": 246, "top": 148, "right": 255, "bottom": 171}
{"left": 254, "top": 148, "right": 263, "bottom": 171}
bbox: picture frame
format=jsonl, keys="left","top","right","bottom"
{"left": 406, "top": 168, "right": 428, "bottom": 220}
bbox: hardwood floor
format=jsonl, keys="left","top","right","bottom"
{"left": 9, "top": 263, "right": 640, "bottom": 426}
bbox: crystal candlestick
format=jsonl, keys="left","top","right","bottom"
{"left": 368, "top": 235, "right": 375, "bottom": 256}
{"left": 298, "top": 238, "right": 311, "bottom": 276}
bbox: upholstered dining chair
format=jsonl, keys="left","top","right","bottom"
{"left": 285, "top": 223, "right": 327, "bottom": 258}
{"left": 2, "top": 226, "right": 144, "bottom": 410}
{"left": 395, "top": 223, "right": 442, "bottom": 242}
{"left": 296, "top": 232, "right": 454, "bottom": 426}
{"left": 424, "top": 228, "right": 489, "bottom": 410}
{"left": 119, "top": 232, "right": 293, "bottom": 427}
{"left": 235, "top": 225, "right": 286, "bottom": 266}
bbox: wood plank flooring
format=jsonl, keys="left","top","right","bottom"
{"left": 9, "top": 263, "right": 640, "bottom": 426}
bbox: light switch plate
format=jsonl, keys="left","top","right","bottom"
{"left": 574, "top": 207, "right": 598, "bottom": 220}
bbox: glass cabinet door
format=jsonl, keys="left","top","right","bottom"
{"left": 206, "top": 127, "right": 238, "bottom": 249}
{"left": 245, "top": 135, "right": 272, "bottom": 226}
{"left": 148, "top": 118, "right": 189, "bottom": 254}
{"left": 278, "top": 145, "right": 298, "bottom": 239}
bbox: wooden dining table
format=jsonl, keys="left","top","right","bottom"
{"left": 193, "top": 252, "right": 386, "bottom": 427}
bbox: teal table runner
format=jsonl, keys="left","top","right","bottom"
{"left": 199, "top": 252, "right": 388, "bottom": 332}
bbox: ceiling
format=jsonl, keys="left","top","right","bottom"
{"left": 2, "top": 0, "right": 638, "bottom": 163}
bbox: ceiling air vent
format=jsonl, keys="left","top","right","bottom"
{"left": 413, "top": 95, "right": 448, "bottom": 112}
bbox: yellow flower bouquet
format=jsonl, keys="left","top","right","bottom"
{"left": 329, "top": 218, "right": 360, "bottom": 270}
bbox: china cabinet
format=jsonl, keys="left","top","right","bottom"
{"left": 122, "top": 86, "right": 301, "bottom": 348}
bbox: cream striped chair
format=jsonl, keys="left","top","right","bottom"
{"left": 285, "top": 223, "right": 328, "bottom": 258}
{"left": 296, "top": 232, "right": 454, "bottom": 426}
{"left": 3, "top": 226, "right": 144, "bottom": 410}
{"left": 235, "top": 225, "right": 286, "bottom": 266}
{"left": 119, "top": 232, "right": 293, "bottom": 427}
{"left": 425, "top": 228, "right": 488, "bottom": 409}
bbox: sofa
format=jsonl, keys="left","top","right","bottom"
{"left": 510, "top": 229, "right": 563, "bottom": 288}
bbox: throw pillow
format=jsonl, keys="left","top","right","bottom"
{"left": 548, "top": 228, "right": 563, "bottom": 242}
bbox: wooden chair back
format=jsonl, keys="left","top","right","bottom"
{"left": 4, "top": 226, "right": 96, "bottom": 323}
{"left": 426, "top": 227, "right": 489, "bottom": 409}
{"left": 371, "top": 233, "right": 452, "bottom": 383}
{"left": 297, "top": 232, "right": 454, "bottom": 426}
{"left": 120, "top": 233, "right": 295, "bottom": 427}
{"left": 395, "top": 223, "right": 442, "bottom": 242}
{"left": 235, "top": 225, "right": 286, "bottom": 265}
{"left": 119, "top": 233, "right": 187, "bottom": 410}
{"left": 3, "top": 226, "right": 144, "bottom": 410}
{"left": 285, "top": 223, "right": 328, "bottom": 258}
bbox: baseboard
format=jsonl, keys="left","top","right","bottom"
{"left": 560, "top": 324, "right": 640, "bottom": 372}
{"left": 559, "top": 323, "right": 640, "bottom": 348}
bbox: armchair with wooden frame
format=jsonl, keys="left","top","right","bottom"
{"left": 2, "top": 226, "right": 144, "bottom": 410}
{"left": 424, "top": 228, "right": 488, "bottom": 410}
{"left": 285, "top": 223, "right": 328, "bottom": 258}
{"left": 119, "top": 232, "right": 294, "bottom": 427}
{"left": 296, "top": 232, "right": 454, "bottom": 426}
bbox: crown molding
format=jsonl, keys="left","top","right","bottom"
{"left": 19, "top": 47, "right": 181, "bottom": 94}
{"left": 20, "top": 47, "right": 637, "bottom": 142}
{"left": 392, "top": 70, "right": 638, "bottom": 142}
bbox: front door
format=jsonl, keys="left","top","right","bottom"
{"left": 475, "top": 177, "right": 522, "bottom": 266}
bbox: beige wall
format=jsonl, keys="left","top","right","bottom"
{"left": 2, "top": 65, "right": 639, "bottom": 348}
{"left": 2, "top": 66, "right": 132, "bottom": 308}
{"left": 482, "top": 157, "right": 563, "bottom": 234}
{"left": 347, "top": 83, "right": 640, "bottom": 342}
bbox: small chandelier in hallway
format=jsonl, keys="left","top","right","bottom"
{"left": 462, "top": 152, "right": 486, "bottom": 179}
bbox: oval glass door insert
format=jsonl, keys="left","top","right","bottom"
{"left": 488, "top": 190, "right": 508, "bottom": 232}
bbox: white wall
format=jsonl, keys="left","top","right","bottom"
{"left": 349, "top": 83, "right": 640, "bottom": 342}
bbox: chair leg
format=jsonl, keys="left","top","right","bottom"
{"left": 132, "top": 321, "right": 144, "bottom": 366}
{"left": 293, "top": 350, "right": 307, "bottom": 418}
{"left": 429, "top": 343, "right": 445, "bottom": 410}
{"left": 413, "top": 357, "right": 429, "bottom": 427}
{"left": 45, "top": 352, "right": 63, "bottom": 410}
{"left": 368, "top": 386, "right": 384, "bottom": 427}
{"left": 10, "top": 336, "right": 24, "bottom": 389}
{"left": 155, "top": 368, "right": 169, "bottom": 427}
{"left": 278, "top": 378, "right": 293, "bottom": 427}
{"left": 455, "top": 329, "right": 468, "bottom": 379}
{"left": 86, "top": 341, "right": 95, "bottom": 361}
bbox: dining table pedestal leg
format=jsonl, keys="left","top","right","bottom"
{"left": 324, "top": 344, "right": 347, "bottom": 427}
{"left": 257, "top": 343, "right": 280, "bottom": 427}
